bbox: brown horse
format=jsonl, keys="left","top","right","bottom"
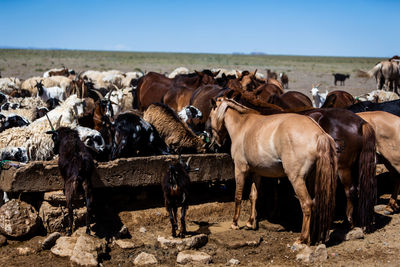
{"left": 356, "top": 111, "right": 400, "bottom": 213}
{"left": 321, "top": 90, "right": 356, "bottom": 108}
{"left": 267, "top": 91, "right": 313, "bottom": 109}
{"left": 210, "top": 97, "right": 337, "bottom": 244}
{"left": 366, "top": 61, "right": 399, "bottom": 93}
{"left": 225, "top": 91, "right": 377, "bottom": 230}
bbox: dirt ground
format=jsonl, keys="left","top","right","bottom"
{"left": 0, "top": 50, "right": 396, "bottom": 266}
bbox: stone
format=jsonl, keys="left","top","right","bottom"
{"left": 0, "top": 199, "right": 40, "bottom": 238}
{"left": 51, "top": 236, "right": 77, "bottom": 257}
{"left": 39, "top": 201, "right": 86, "bottom": 233}
{"left": 139, "top": 226, "right": 147, "bottom": 233}
{"left": 296, "top": 245, "right": 313, "bottom": 262}
{"left": 42, "top": 232, "right": 61, "bottom": 250}
{"left": 310, "top": 244, "right": 328, "bottom": 262}
{"left": 157, "top": 234, "right": 208, "bottom": 251}
{"left": 345, "top": 227, "right": 364, "bottom": 241}
{"left": 214, "top": 234, "right": 262, "bottom": 249}
{"left": 133, "top": 252, "right": 158, "bottom": 265}
{"left": 43, "top": 190, "right": 66, "bottom": 204}
{"left": 70, "top": 234, "right": 107, "bottom": 267}
{"left": 17, "top": 246, "right": 34, "bottom": 256}
{"left": 114, "top": 239, "right": 143, "bottom": 249}
{"left": 177, "top": 250, "right": 212, "bottom": 264}
{"left": 227, "top": 258, "right": 240, "bottom": 265}
{"left": 0, "top": 234, "right": 6, "bottom": 247}
{"left": 115, "top": 225, "right": 130, "bottom": 239}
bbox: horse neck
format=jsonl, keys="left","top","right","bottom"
{"left": 223, "top": 106, "right": 250, "bottom": 139}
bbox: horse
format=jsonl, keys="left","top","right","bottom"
{"left": 321, "top": 90, "right": 356, "bottom": 108}
{"left": 210, "top": 97, "right": 337, "bottom": 244}
{"left": 366, "top": 60, "right": 399, "bottom": 93}
{"left": 267, "top": 91, "right": 313, "bottom": 109}
{"left": 356, "top": 111, "right": 400, "bottom": 213}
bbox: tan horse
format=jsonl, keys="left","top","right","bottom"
{"left": 367, "top": 60, "right": 399, "bottom": 93}
{"left": 210, "top": 98, "right": 338, "bottom": 244}
{"left": 356, "top": 111, "right": 400, "bottom": 212}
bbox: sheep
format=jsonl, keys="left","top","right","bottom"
{"left": 45, "top": 125, "right": 95, "bottom": 235}
{"left": 121, "top": 72, "right": 143, "bottom": 88}
{"left": 168, "top": 67, "right": 189, "bottom": 78}
{"left": 0, "top": 95, "right": 86, "bottom": 161}
{"left": 0, "top": 77, "right": 21, "bottom": 94}
{"left": 43, "top": 67, "right": 69, "bottom": 78}
{"left": 143, "top": 103, "right": 207, "bottom": 153}
{"left": 0, "top": 114, "right": 30, "bottom": 133}
{"left": 366, "top": 90, "right": 400, "bottom": 103}
{"left": 21, "top": 76, "right": 72, "bottom": 96}
{"left": 310, "top": 84, "right": 328, "bottom": 108}
{"left": 75, "top": 125, "right": 105, "bottom": 155}
{"left": 0, "top": 92, "right": 8, "bottom": 105}
{"left": 177, "top": 105, "right": 203, "bottom": 123}
{"left": 82, "top": 70, "right": 124, "bottom": 89}
{"left": 35, "top": 81, "right": 66, "bottom": 102}
{"left": 162, "top": 156, "right": 191, "bottom": 237}
{"left": 0, "top": 97, "right": 46, "bottom": 122}
{"left": 0, "top": 147, "right": 28, "bottom": 163}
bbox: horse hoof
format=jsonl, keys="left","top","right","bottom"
{"left": 245, "top": 222, "right": 256, "bottom": 230}
{"left": 231, "top": 223, "right": 240, "bottom": 230}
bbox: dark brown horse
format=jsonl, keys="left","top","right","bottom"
{"left": 321, "top": 90, "right": 356, "bottom": 108}
{"left": 267, "top": 91, "right": 313, "bottom": 109}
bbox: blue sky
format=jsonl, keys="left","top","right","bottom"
{"left": 0, "top": 0, "right": 398, "bottom": 57}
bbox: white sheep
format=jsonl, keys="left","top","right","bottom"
{"left": 0, "top": 95, "right": 85, "bottom": 161}
{"left": 168, "top": 67, "right": 189, "bottom": 78}
{"left": 0, "top": 77, "right": 21, "bottom": 94}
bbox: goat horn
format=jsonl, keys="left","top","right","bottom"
{"left": 90, "top": 89, "right": 103, "bottom": 100}
{"left": 186, "top": 156, "right": 192, "bottom": 166}
{"left": 110, "top": 101, "right": 118, "bottom": 105}
{"left": 45, "top": 113, "right": 55, "bottom": 132}
{"left": 317, "top": 83, "right": 321, "bottom": 87}
{"left": 56, "top": 115, "right": 62, "bottom": 129}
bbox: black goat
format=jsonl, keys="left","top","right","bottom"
{"left": 111, "top": 112, "right": 170, "bottom": 159}
{"left": 333, "top": 73, "right": 350, "bottom": 86}
{"left": 46, "top": 124, "right": 95, "bottom": 235}
{"left": 162, "top": 157, "right": 191, "bottom": 237}
{"left": 35, "top": 107, "right": 49, "bottom": 119}
{"left": 0, "top": 92, "right": 7, "bottom": 105}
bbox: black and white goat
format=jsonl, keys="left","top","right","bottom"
{"left": 0, "top": 114, "right": 30, "bottom": 133}
{"left": 35, "top": 80, "right": 66, "bottom": 102}
{"left": 46, "top": 116, "right": 95, "bottom": 235}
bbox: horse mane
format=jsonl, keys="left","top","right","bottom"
{"left": 216, "top": 98, "right": 259, "bottom": 124}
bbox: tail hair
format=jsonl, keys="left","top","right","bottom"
{"left": 357, "top": 122, "right": 377, "bottom": 231}
{"left": 367, "top": 63, "right": 382, "bottom": 79}
{"left": 311, "top": 134, "right": 338, "bottom": 244}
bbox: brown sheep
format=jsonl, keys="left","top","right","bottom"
{"left": 143, "top": 103, "right": 207, "bottom": 153}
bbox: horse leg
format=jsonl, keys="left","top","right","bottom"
{"left": 339, "top": 168, "right": 355, "bottom": 227}
{"left": 232, "top": 164, "right": 249, "bottom": 230}
{"left": 82, "top": 180, "right": 93, "bottom": 235}
{"left": 179, "top": 205, "right": 188, "bottom": 238}
{"left": 386, "top": 171, "right": 400, "bottom": 213}
{"left": 290, "top": 177, "right": 313, "bottom": 244}
{"left": 246, "top": 175, "right": 261, "bottom": 229}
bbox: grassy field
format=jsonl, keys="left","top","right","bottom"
{"left": 0, "top": 49, "right": 383, "bottom": 96}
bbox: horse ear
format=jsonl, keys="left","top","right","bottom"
{"left": 212, "top": 70, "right": 220, "bottom": 77}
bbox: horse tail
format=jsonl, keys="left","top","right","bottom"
{"left": 367, "top": 63, "right": 382, "bottom": 79}
{"left": 357, "top": 122, "right": 377, "bottom": 232}
{"left": 311, "top": 133, "right": 338, "bottom": 244}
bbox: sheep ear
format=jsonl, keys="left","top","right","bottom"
{"left": 45, "top": 130, "right": 54, "bottom": 135}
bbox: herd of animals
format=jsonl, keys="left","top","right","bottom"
{"left": 0, "top": 55, "right": 399, "bottom": 245}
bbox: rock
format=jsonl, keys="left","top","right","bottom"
{"left": 39, "top": 201, "right": 86, "bottom": 233}
{"left": 51, "top": 236, "right": 77, "bottom": 257}
{"left": 214, "top": 234, "right": 262, "bottom": 249}
{"left": 296, "top": 244, "right": 328, "bottom": 263}
{"left": 17, "top": 246, "right": 34, "bottom": 256}
{"left": 70, "top": 234, "right": 107, "bottom": 267}
{"left": 158, "top": 234, "right": 208, "bottom": 251}
{"left": 42, "top": 232, "right": 61, "bottom": 250}
{"left": 116, "top": 225, "right": 130, "bottom": 239}
{"left": 296, "top": 245, "right": 313, "bottom": 262}
{"left": 139, "top": 226, "right": 147, "bottom": 233}
{"left": 0, "top": 234, "right": 6, "bottom": 247}
{"left": 0, "top": 199, "right": 40, "bottom": 238}
{"left": 310, "top": 244, "right": 328, "bottom": 262}
{"left": 43, "top": 190, "right": 66, "bottom": 204}
{"left": 345, "top": 227, "right": 364, "bottom": 241}
{"left": 177, "top": 250, "right": 212, "bottom": 264}
{"left": 227, "top": 258, "right": 240, "bottom": 265}
{"left": 133, "top": 252, "right": 158, "bottom": 265}
{"left": 115, "top": 239, "right": 143, "bottom": 249}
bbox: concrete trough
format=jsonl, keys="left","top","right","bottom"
{"left": 0, "top": 153, "right": 234, "bottom": 193}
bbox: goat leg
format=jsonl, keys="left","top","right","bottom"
{"left": 179, "top": 205, "right": 188, "bottom": 238}
{"left": 168, "top": 206, "right": 177, "bottom": 237}
{"left": 65, "top": 188, "right": 73, "bottom": 236}
{"left": 82, "top": 180, "right": 92, "bottom": 235}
